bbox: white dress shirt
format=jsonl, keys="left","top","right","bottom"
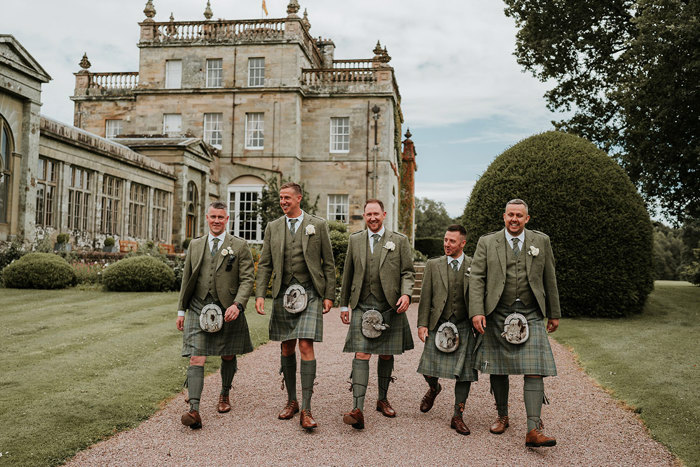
{"left": 504, "top": 229, "right": 525, "bottom": 251}
{"left": 286, "top": 211, "right": 304, "bottom": 233}
{"left": 368, "top": 225, "right": 386, "bottom": 254}
{"left": 447, "top": 252, "right": 465, "bottom": 270}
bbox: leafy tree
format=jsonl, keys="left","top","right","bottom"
{"left": 653, "top": 223, "right": 684, "bottom": 280}
{"left": 414, "top": 197, "right": 453, "bottom": 238}
{"left": 256, "top": 177, "right": 319, "bottom": 233}
{"left": 504, "top": 0, "right": 699, "bottom": 222}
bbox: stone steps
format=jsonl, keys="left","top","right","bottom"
{"left": 412, "top": 262, "right": 425, "bottom": 303}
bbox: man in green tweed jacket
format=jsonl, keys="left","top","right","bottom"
{"left": 176, "top": 201, "right": 256, "bottom": 430}
{"left": 469, "top": 199, "right": 561, "bottom": 447}
{"left": 339, "top": 199, "right": 414, "bottom": 430}
{"left": 416, "top": 224, "right": 478, "bottom": 435}
{"left": 255, "top": 182, "right": 335, "bottom": 431}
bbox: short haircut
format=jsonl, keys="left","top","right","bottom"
{"left": 505, "top": 198, "right": 529, "bottom": 213}
{"left": 446, "top": 224, "right": 467, "bottom": 237}
{"left": 280, "top": 182, "right": 302, "bottom": 195}
{"left": 364, "top": 198, "right": 385, "bottom": 211}
{"left": 208, "top": 201, "right": 228, "bottom": 212}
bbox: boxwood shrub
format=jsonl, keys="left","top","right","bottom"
{"left": 415, "top": 237, "right": 444, "bottom": 258}
{"left": 461, "top": 131, "right": 654, "bottom": 318}
{"left": 102, "top": 256, "right": 175, "bottom": 292}
{"left": 2, "top": 252, "right": 77, "bottom": 289}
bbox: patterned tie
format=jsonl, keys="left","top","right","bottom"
{"left": 211, "top": 237, "right": 220, "bottom": 257}
{"left": 372, "top": 233, "right": 381, "bottom": 252}
{"left": 512, "top": 237, "right": 520, "bottom": 257}
{"left": 289, "top": 218, "right": 298, "bottom": 234}
{"left": 451, "top": 259, "right": 459, "bottom": 272}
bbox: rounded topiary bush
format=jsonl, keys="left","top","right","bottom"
{"left": 462, "top": 131, "right": 653, "bottom": 318}
{"left": 102, "top": 255, "right": 175, "bottom": 292}
{"left": 2, "top": 252, "right": 77, "bottom": 289}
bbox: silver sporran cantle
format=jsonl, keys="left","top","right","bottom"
{"left": 435, "top": 321, "right": 460, "bottom": 353}
{"left": 283, "top": 284, "right": 308, "bottom": 314}
{"left": 501, "top": 312, "right": 529, "bottom": 344}
{"left": 199, "top": 303, "right": 224, "bottom": 333}
{"left": 361, "top": 309, "right": 389, "bottom": 338}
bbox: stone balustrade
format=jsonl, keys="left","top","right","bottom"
{"left": 332, "top": 59, "right": 376, "bottom": 69}
{"left": 302, "top": 68, "right": 376, "bottom": 85}
{"left": 88, "top": 72, "right": 139, "bottom": 90}
{"left": 147, "top": 19, "right": 286, "bottom": 42}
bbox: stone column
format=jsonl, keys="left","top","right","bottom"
{"left": 399, "top": 130, "right": 417, "bottom": 244}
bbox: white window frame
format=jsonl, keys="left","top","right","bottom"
{"left": 203, "top": 113, "right": 223, "bottom": 148}
{"left": 206, "top": 58, "right": 223, "bottom": 88}
{"left": 245, "top": 112, "right": 264, "bottom": 149}
{"left": 163, "top": 113, "right": 182, "bottom": 136}
{"left": 330, "top": 117, "right": 350, "bottom": 153}
{"left": 227, "top": 184, "right": 263, "bottom": 243}
{"left": 105, "top": 119, "right": 123, "bottom": 139}
{"left": 248, "top": 57, "right": 265, "bottom": 87}
{"left": 165, "top": 59, "right": 182, "bottom": 89}
{"left": 327, "top": 194, "right": 349, "bottom": 223}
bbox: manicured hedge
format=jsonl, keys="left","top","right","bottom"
{"left": 415, "top": 237, "right": 444, "bottom": 258}
{"left": 102, "top": 256, "right": 175, "bottom": 292}
{"left": 2, "top": 252, "right": 77, "bottom": 289}
{"left": 461, "top": 131, "right": 654, "bottom": 317}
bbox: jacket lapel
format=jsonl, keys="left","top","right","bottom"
{"left": 300, "top": 213, "right": 310, "bottom": 256}
{"left": 379, "top": 230, "right": 390, "bottom": 267}
{"left": 192, "top": 236, "right": 207, "bottom": 275}
{"left": 496, "top": 230, "right": 507, "bottom": 279}
{"left": 437, "top": 255, "right": 448, "bottom": 293}
{"left": 277, "top": 218, "right": 285, "bottom": 264}
{"left": 463, "top": 257, "right": 470, "bottom": 295}
{"left": 215, "top": 233, "right": 228, "bottom": 271}
{"left": 358, "top": 230, "right": 368, "bottom": 273}
{"left": 525, "top": 229, "right": 533, "bottom": 278}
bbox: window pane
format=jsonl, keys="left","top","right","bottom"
{"left": 105, "top": 120, "right": 123, "bottom": 138}
{"left": 165, "top": 60, "right": 182, "bottom": 88}
{"left": 330, "top": 117, "right": 350, "bottom": 152}
{"left": 327, "top": 194, "right": 349, "bottom": 223}
{"left": 206, "top": 59, "right": 223, "bottom": 88}
{"left": 248, "top": 58, "right": 265, "bottom": 87}
{"left": 245, "top": 113, "right": 264, "bottom": 149}
{"left": 163, "top": 114, "right": 182, "bottom": 136}
{"left": 204, "top": 113, "right": 223, "bottom": 147}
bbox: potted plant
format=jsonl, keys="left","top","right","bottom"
{"left": 103, "top": 236, "right": 117, "bottom": 252}
{"left": 54, "top": 233, "right": 71, "bottom": 252}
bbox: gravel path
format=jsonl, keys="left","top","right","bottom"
{"left": 67, "top": 305, "right": 675, "bottom": 466}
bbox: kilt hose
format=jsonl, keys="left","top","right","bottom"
{"left": 182, "top": 295, "right": 254, "bottom": 357}
{"left": 473, "top": 301, "right": 557, "bottom": 376}
{"left": 343, "top": 296, "right": 414, "bottom": 355}
{"left": 417, "top": 319, "right": 478, "bottom": 382}
{"left": 269, "top": 280, "right": 323, "bottom": 342}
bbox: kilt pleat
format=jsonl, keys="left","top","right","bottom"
{"left": 182, "top": 296, "right": 254, "bottom": 357}
{"left": 417, "top": 320, "right": 478, "bottom": 382}
{"left": 343, "top": 298, "right": 414, "bottom": 355}
{"left": 269, "top": 282, "right": 323, "bottom": 342}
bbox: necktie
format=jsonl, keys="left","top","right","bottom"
{"left": 372, "top": 233, "right": 380, "bottom": 252}
{"left": 289, "top": 218, "right": 298, "bottom": 234}
{"left": 512, "top": 237, "right": 520, "bottom": 257}
{"left": 211, "top": 237, "right": 220, "bottom": 257}
{"left": 451, "top": 259, "right": 459, "bottom": 272}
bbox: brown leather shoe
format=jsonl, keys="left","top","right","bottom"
{"left": 217, "top": 394, "right": 231, "bottom": 413}
{"left": 278, "top": 400, "right": 299, "bottom": 420}
{"left": 490, "top": 415, "right": 509, "bottom": 434}
{"left": 420, "top": 383, "right": 442, "bottom": 413}
{"left": 299, "top": 409, "right": 318, "bottom": 430}
{"left": 376, "top": 399, "right": 397, "bottom": 418}
{"left": 526, "top": 427, "right": 557, "bottom": 447}
{"left": 181, "top": 410, "right": 202, "bottom": 429}
{"left": 343, "top": 408, "right": 365, "bottom": 429}
{"left": 451, "top": 416, "right": 471, "bottom": 435}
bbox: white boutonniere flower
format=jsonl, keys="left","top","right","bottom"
{"left": 384, "top": 241, "right": 396, "bottom": 251}
{"left": 221, "top": 247, "right": 234, "bottom": 256}
{"left": 305, "top": 225, "right": 315, "bottom": 235}
{"left": 528, "top": 246, "right": 540, "bottom": 257}
{"left": 465, "top": 267, "right": 471, "bottom": 277}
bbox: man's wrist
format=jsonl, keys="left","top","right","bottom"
{"left": 177, "top": 310, "right": 185, "bottom": 317}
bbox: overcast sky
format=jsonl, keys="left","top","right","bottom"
{"left": 1, "top": 0, "right": 557, "bottom": 217}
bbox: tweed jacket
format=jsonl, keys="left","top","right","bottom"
{"left": 417, "top": 255, "right": 472, "bottom": 331}
{"left": 177, "top": 233, "right": 255, "bottom": 312}
{"left": 255, "top": 213, "right": 336, "bottom": 300}
{"left": 468, "top": 228, "right": 561, "bottom": 319}
{"left": 339, "top": 229, "right": 415, "bottom": 310}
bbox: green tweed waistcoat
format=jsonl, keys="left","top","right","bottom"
{"left": 194, "top": 241, "right": 219, "bottom": 303}
{"left": 440, "top": 262, "right": 467, "bottom": 322}
{"left": 282, "top": 223, "right": 312, "bottom": 285}
{"left": 360, "top": 240, "right": 391, "bottom": 309}
{"left": 498, "top": 243, "right": 535, "bottom": 307}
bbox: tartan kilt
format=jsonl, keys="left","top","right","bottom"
{"left": 343, "top": 297, "right": 414, "bottom": 355}
{"left": 417, "top": 319, "right": 478, "bottom": 382}
{"left": 182, "top": 296, "right": 254, "bottom": 357}
{"left": 269, "top": 281, "right": 323, "bottom": 342}
{"left": 473, "top": 302, "right": 557, "bottom": 376}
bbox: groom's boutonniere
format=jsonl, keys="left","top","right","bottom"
{"left": 528, "top": 246, "right": 540, "bottom": 257}
{"left": 221, "top": 247, "right": 234, "bottom": 256}
{"left": 305, "top": 225, "right": 315, "bottom": 235}
{"left": 223, "top": 247, "right": 236, "bottom": 271}
{"left": 384, "top": 241, "right": 396, "bottom": 251}
{"left": 465, "top": 266, "right": 471, "bottom": 277}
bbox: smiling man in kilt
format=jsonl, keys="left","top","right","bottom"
{"left": 469, "top": 199, "right": 561, "bottom": 447}
{"left": 339, "top": 199, "right": 415, "bottom": 430}
{"left": 255, "top": 182, "right": 336, "bottom": 431}
{"left": 416, "top": 224, "right": 478, "bottom": 435}
{"left": 176, "top": 201, "right": 256, "bottom": 430}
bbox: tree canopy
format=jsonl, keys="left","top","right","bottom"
{"left": 504, "top": 0, "right": 699, "bottom": 223}
{"left": 414, "top": 197, "right": 454, "bottom": 238}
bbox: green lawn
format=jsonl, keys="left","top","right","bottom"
{"left": 0, "top": 289, "right": 270, "bottom": 467}
{"left": 553, "top": 281, "right": 699, "bottom": 467}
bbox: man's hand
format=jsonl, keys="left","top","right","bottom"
{"left": 546, "top": 318, "right": 559, "bottom": 333}
{"left": 224, "top": 303, "right": 241, "bottom": 322}
{"left": 322, "top": 299, "right": 333, "bottom": 314}
{"left": 255, "top": 297, "right": 266, "bottom": 315}
{"left": 396, "top": 294, "right": 410, "bottom": 313}
{"left": 472, "top": 315, "right": 486, "bottom": 335}
{"left": 176, "top": 316, "right": 185, "bottom": 331}
{"left": 340, "top": 309, "right": 350, "bottom": 324}
{"left": 418, "top": 326, "right": 428, "bottom": 342}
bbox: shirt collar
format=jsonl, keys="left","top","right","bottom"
{"left": 208, "top": 231, "right": 226, "bottom": 244}
{"left": 368, "top": 225, "right": 385, "bottom": 240}
{"left": 447, "top": 253, "right": 465, "bottom": 269}
{"left": 504, "top": 229, "right": 525, "bottom": 248}
{"left": 286, "top": 210, "right": 304, "bottom": 227}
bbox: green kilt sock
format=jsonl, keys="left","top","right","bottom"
{"left": 377, "top": 356, "right": 394, "bottom": 401}
{"left": 423, "top": 375, "right": 439, "bottom": 390}
{"left": 524, "top": 377, "right": 545, "bottom": 431}
{"left": 490, "top": 374, "right": 509, "bottom": 417}
{"left": 187, "top": 365, "right": 204, "bottom": 412}
{"left": 300, "top": 359, "right": 317, "bottom": 411}
{"left": 220, "top": 357, "right": 237, "bottom": 396}
{"left": 281, "top": 353, "right": 297, "bottom": 402}
{"left": 351, "top": 358, "right": 370, "bottom": 411}
{"left": 454, "top": 381, "right": 471, "bottom": 417}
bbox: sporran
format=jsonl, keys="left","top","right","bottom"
{"left": 199, "top": 303, "right": 224, "bottom": 333}
{"left": 435, "top": 321, "right": 460, "bottom": 353}
{"left": 361, "top": 309, "right": 389, "bottom": 338}
{"left": 501, "top": 312, "right": 529, "bottom": 344}
{"left": 283, "top": 283, "right": 308, "bottom": 314}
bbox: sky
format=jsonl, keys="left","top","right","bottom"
{"left": 0, "top": 0, "right": 558, "bottom": 217}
